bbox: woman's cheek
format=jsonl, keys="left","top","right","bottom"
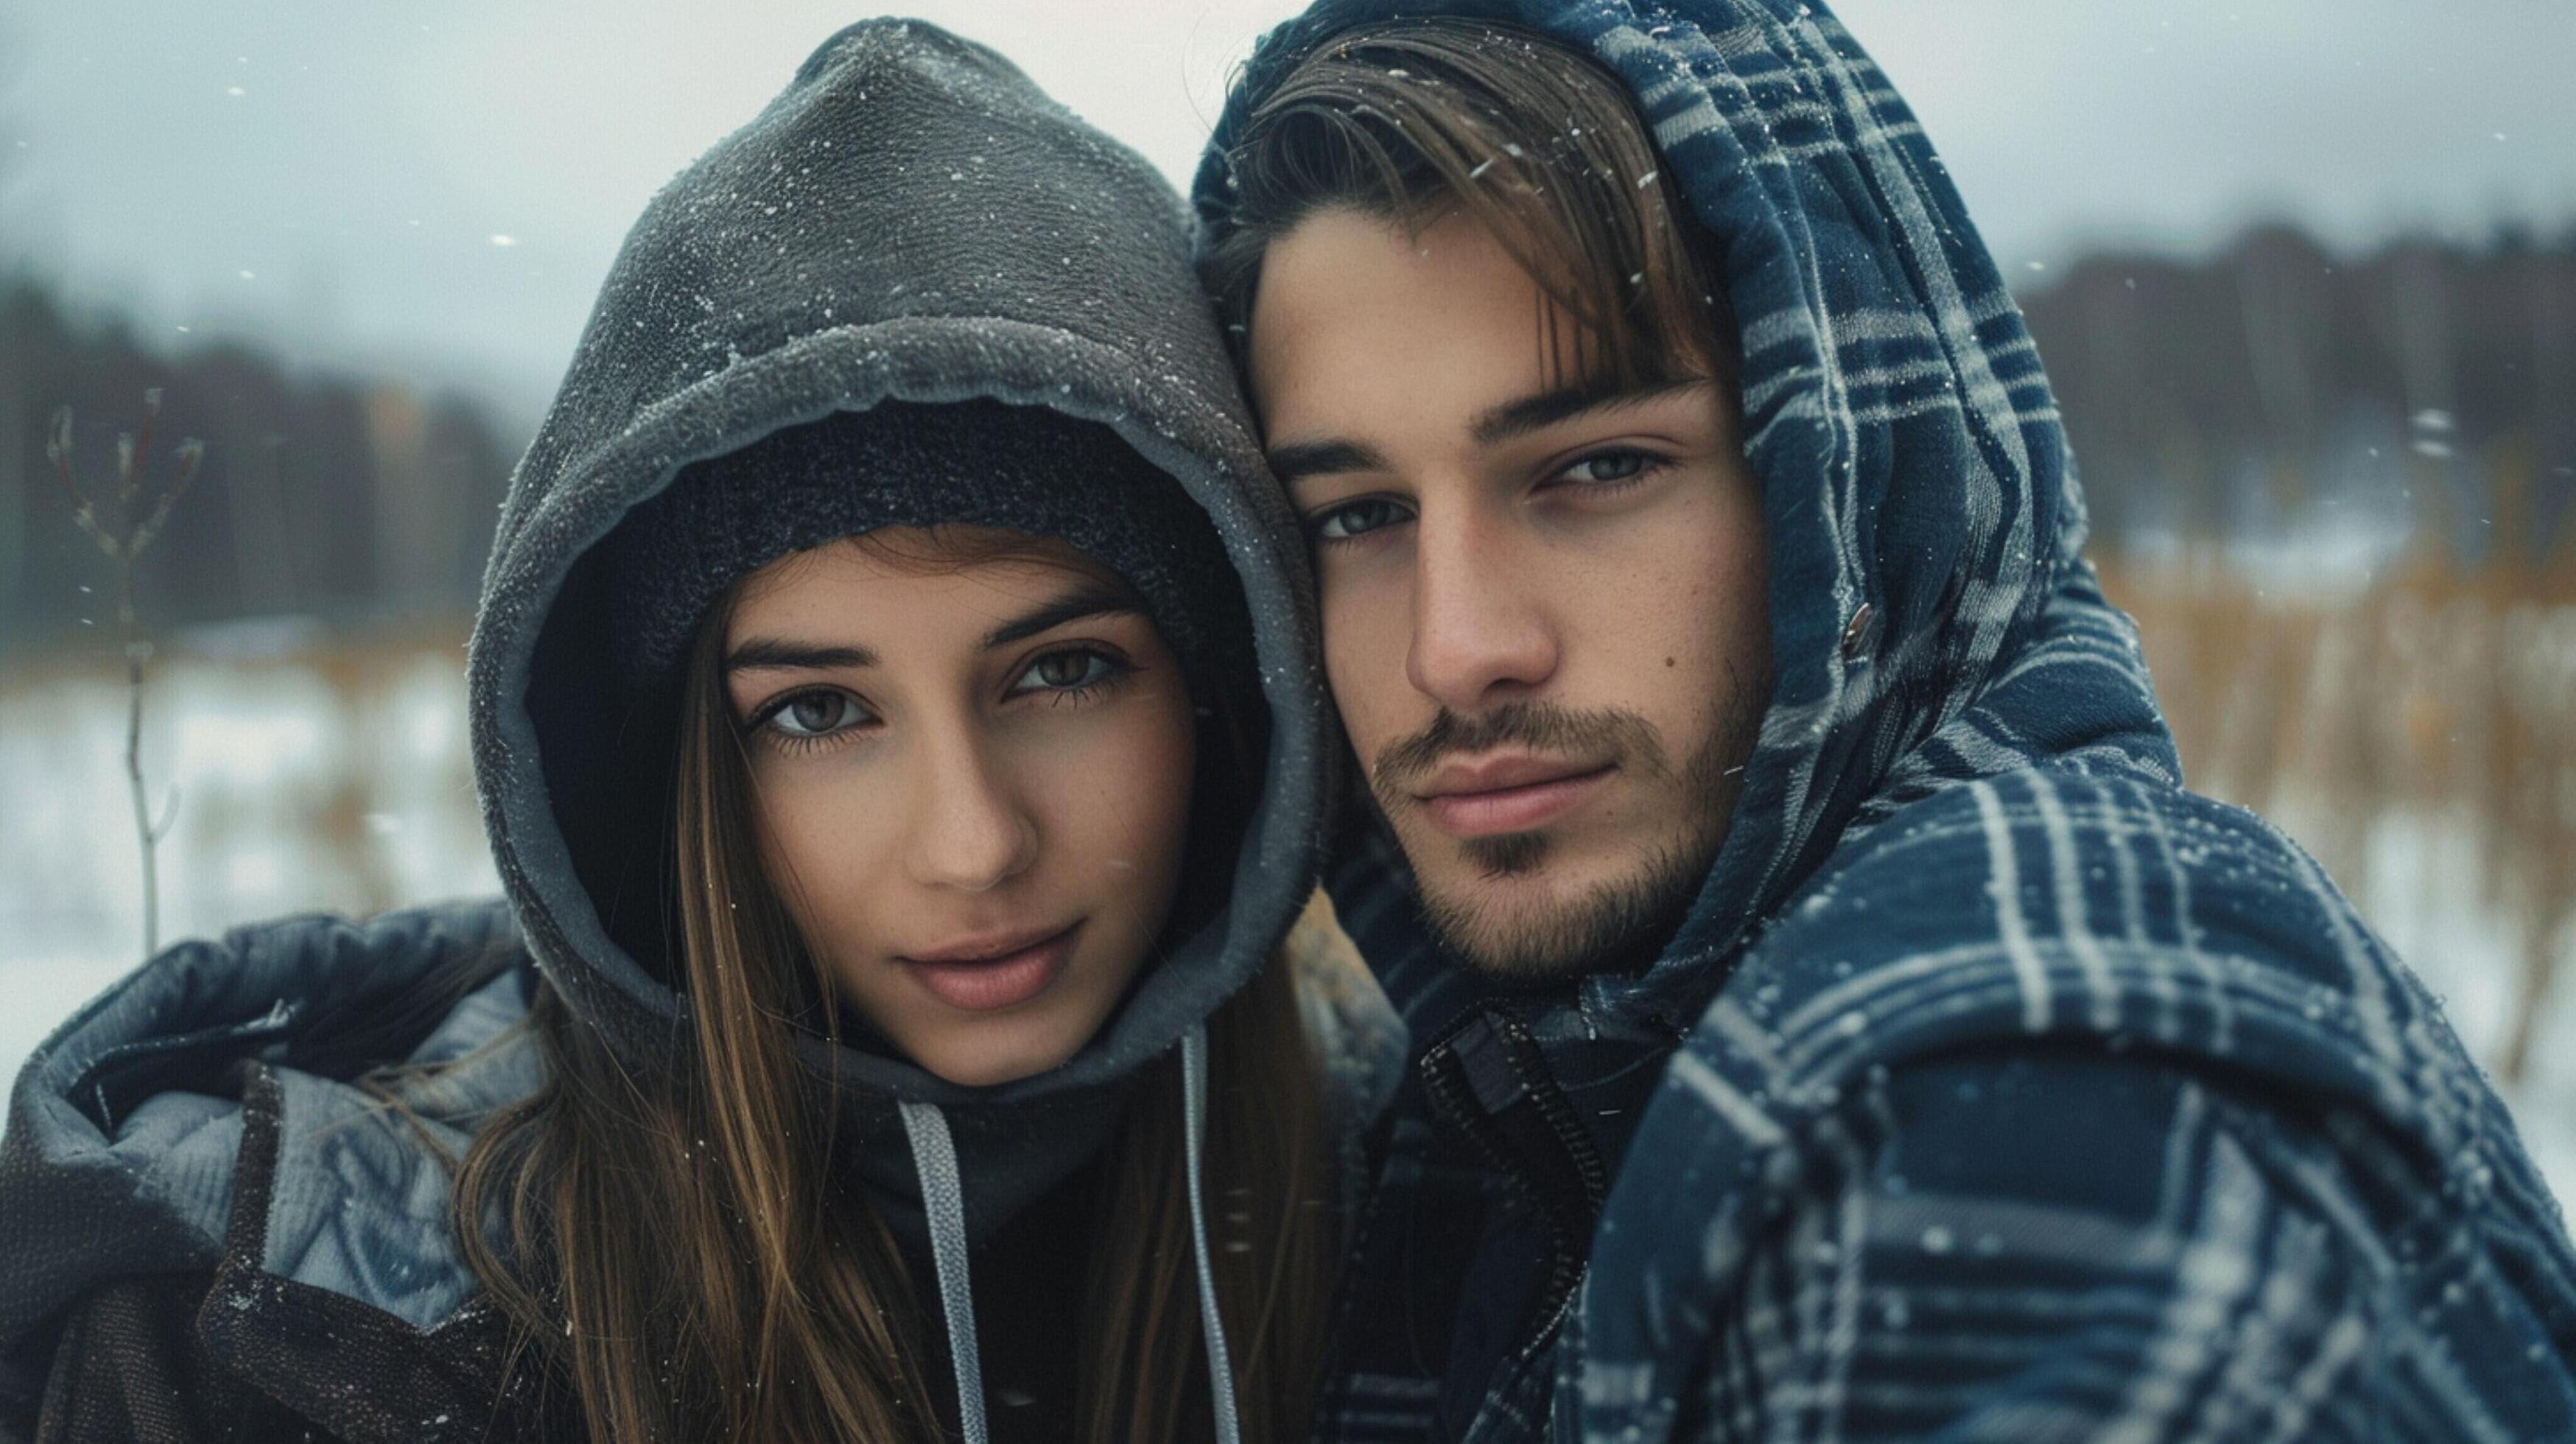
{"left": 1065, "top": 697, "right": 1196, "bottom": 906}
{"left": 755, "top": 770, "right": 893, "bottom": 953}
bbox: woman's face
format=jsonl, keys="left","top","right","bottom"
{"left": 723, "top": 528, "right": 1198, "bottom": 1087}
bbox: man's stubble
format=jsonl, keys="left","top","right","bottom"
{"left": 1366, "top": 660, "right": 1767, "bottom": 982}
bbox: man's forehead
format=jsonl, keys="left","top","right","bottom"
{"left": 1253, "top": 219, "right": 1633, "bottom": 459}
{"left": 1245, "top": 208, "right": 1543, "bottom": 386}
{"left": 1249, "top": 210, "right": 1714, "bottom": 462}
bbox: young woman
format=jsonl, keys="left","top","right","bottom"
{"left": 0, "top": 20, "right": 1394, "bottom": 1444}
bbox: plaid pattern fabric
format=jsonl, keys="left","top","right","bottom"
{"left": 1572, "top": 769, "right": 2576, "bottom": 1441}
{"left": 1196, "top": 0, "right": 2576, "bottom": 1438}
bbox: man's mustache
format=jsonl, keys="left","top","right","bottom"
{"left": 1369, "top": 701, "right": 1670, "bottom": 804}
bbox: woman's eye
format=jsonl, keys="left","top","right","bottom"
{"left": 1011, "top": 648, "right": 1126, "bottom": 697}
{"left": 765, "top": 690, "right": 869, "bottom": 738}
{"left": 1313, "top": 497, "right": 1413, "bottom": 542}
{"left": 1557, "top": 449, "right": 1652, "bottom": 486}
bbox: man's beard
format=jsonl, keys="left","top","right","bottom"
{"left": 1366, "top": 681, "right": 1761, "bottom": 981}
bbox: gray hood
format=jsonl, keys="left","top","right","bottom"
{"left": 469, "top": 18, "right": 1329, "bottom": 1235}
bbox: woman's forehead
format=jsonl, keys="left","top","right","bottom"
{"left": 735, "top": 530, "right": 1107, "bottom": 606}
{"left": 726, "top": 534, "right": 1140, "bottom": 654}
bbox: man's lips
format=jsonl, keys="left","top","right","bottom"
{"left": 896, "top": 921, "right": 1081, "bottom": 1012}
{"left": 1413, "top": 755, "right": 1614, "bottom": 838}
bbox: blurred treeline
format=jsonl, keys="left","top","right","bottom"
{"left": 2024, "top": 224, "right": 2576, "bottom": 561}
{"left": 0, "top": 278, "right": 517, "bottom": 656}
{"left": 8, "top": 224, "right": 2573, "bottom": 656}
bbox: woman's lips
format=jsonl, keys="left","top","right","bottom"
{"left": 898, "top": 922, "right": 1081, "bottom": 1013}
{"left": 1418, "top": 763, "right": 1614, "bottom": 838}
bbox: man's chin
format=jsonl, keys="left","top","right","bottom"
{"left": 1410, "top": 837, "right": 1708, "bottom": 982}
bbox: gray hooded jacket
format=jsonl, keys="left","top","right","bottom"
{"left": 0, "top": 21, "right": 1400, "bottom": 1444}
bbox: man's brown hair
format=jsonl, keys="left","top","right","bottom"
{"left": 1204, "top": 17, "right": 1739, "bottom": 393}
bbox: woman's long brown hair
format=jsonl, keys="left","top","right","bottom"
{"left": 452, "top": 528, "right": 1335, "bottom": 1443}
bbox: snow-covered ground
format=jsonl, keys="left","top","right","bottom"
{"left": 4, "top": 633, "right": 2572, "bottom": 1210}
{"left": 1, "top": 630, "right": 496, "bottom": 1086}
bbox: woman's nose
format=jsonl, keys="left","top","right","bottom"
{"left": 904, "top": 733, "right": 1039, "bottom": 893}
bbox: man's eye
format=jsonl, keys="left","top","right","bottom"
{"left": 1313, "top": 497, "right": 1413, "bottom": 542}
{"left": 1012, "top": 648, "right": 1122, "bottom": 695}
{"left": 1557, "top": 450, "right": 1652, "bottom": 486}
{"left": 765, "top": 690, "right": 869, "bottom": 738}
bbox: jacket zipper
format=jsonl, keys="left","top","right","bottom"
{"left": 1416, "top": 1007, "right": 1610, "bottom": 1364}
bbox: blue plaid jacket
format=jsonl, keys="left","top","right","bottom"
{"left": 1195, "top": 2, "right": 2576, "bottom": 1439}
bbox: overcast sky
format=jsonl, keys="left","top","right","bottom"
{"left": 4, "top": 0, "right": 2572, "bottom": 421}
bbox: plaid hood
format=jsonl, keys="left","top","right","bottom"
{"left": 1196, "top": 0, "right": 2175, "bottom": 1040}
{"left": 1198, "top": 1, "right": 2576, "bottom": 1437}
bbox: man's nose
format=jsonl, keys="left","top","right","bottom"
{"left": 1404, "top": 502, "right": 1559, "bottom": 713}
{"left": 904, "top": 729, "right": 1039, "bottom": 893}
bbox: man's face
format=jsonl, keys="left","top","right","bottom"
{"left": 1247, "top": 208, "right": 1770, "bottom": 980}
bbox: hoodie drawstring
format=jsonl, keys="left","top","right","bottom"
{"left": 896, "top": 1100, "right": 988, "bottom": 1444}
{"left": 896, "top": 1023, "right": 1243, "bottom": 1444}
{"left": 1181, "top": 1020, "right": 1244, "bottom": 1444}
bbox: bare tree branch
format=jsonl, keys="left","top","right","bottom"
{"left": 43, "top": 405, "right": 113, "bottom": 553}
{"left": 130, "top": 439, "right": 205, "bottom": 555}
{"left": 43, "top": 391, "right": 207, "bottom": 956}
{"left": 151, "top": 785, "right": 183, "bottom": 844}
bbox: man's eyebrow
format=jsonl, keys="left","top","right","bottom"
{"left": 1267, "top": 438, "right": 1390, "bottom": 487}
{"left": 980, "top": 583, "right": 1143, "bottom": 650}
{"left": 1266, "top": 379, "right": 1707, "bottom": 487}
{"left": 1470, "top": 375, "right": 1706, "bottom": 449}
{"left": 725, "top": 639, "right": 877, "bottom": 674}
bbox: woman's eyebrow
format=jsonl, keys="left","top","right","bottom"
{"left": 723, "top": 586, "right": 1139, "bottom": 672}
{"left": 724, "top": 639, "right": 877, "bottom": 675}
{"left": 982, "top": 583, "right": 1143, "bottom": 650}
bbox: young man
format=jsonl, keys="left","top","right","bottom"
{"left": 1197, "top": 2, "right": 2576, "bottom": 1439}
